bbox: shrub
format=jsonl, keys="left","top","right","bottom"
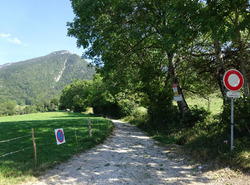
{"left": 93, "top": 103, "right": 122, "bottom": 118}
{"left": 131, "top": 106, "right": 148, "bottom": 118}
{"left": 147, "top": 90, "right": 181, "bottom": 130}
{"left": 182, "top": 105, "right": 211, "bottom": 127}
{"left": 221, "top": 97, "right": 250, "bottom": 138}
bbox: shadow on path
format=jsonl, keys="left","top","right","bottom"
{"left": 33, "top": 120, "right": 214, "bottom": 185}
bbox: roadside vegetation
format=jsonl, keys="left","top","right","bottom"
{"left": 65, "top": 0, "right": 249, "bottom": 173}
{"left": 0, "top": 1, "right": 249, "bottom": 183}
{"left": 0, "top": 112, "right": 113, "bottom": 185}
{"left": 58, "top": 75, "right": 249, "bottom": 172}
{"left": 123, "top": 95, "right": 250, "bottom": 172}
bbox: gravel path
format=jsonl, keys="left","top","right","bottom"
{"left": 28, "top": 120, "right": 249, "bottom": 185}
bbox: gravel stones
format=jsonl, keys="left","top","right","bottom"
{"left": 27, "top": 120, "right": 249, "bottom": 185}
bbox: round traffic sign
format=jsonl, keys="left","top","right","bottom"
{"left": 56, "top": 129, "right": 64, "bottom": 143}
{"left": 223, "top": 69, "right": 244, "bottom": 91}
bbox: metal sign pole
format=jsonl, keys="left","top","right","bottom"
{"left": 231, "top": 98, "right": 234, "bottom": 151}
{"left": 223, "top": 69, "right": 244, "bottom": 151}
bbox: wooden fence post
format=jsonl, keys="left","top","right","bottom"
{"left": 88, "top": 118, "right": 92, "bottom": 137}
{"left": 31, "top": 128, "right": 37, "bottom": 170}
{"left": 74, "top": 125, "right": 79, "bottom": 155}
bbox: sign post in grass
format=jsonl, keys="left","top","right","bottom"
{"left": 223, "top": 69, "right": 244, "bottom": 151}
{"left": 31, "top": 128, "right": 37, "bottom": 170}
{"left": 88, "top": 118, "right": 92, "bottom": 138}
{"left": 74, "top": 125, "right": 79, "bottom": 155}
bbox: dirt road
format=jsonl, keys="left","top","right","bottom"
{"left": 27, "top": 120, "right": 249, "bottom": 185}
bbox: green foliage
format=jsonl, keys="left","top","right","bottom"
{"left": 22, "top": 105, "right": 38, "bottom": 115}
{"left": 87, "top": 75, "right": 121, "bottom": 117}
{"left": 49, "top": 98, "right": 60, "bottom": 111}
{"left": 221, "top": 97, "right": 250, "bottom": 138}
{"left": 0, "top": 100, "right": 16, "bottom": 116}
{"left": 59, "top": 74, "right": 143, "bottom": 118}
{"left": 68, "top": 0, "right": 249, "bottom": 109}
{"left": 182, "top": 105, "right": 211, "bottom": 128}
{"left": 62, "top": 75, "right": 135, "bottom": 117}
{"left": 182, "top": 114, "right": 250, "bottom": 170}
{"left": 0, "top": 112, "right": 113, "bottom": 184}
{"left": 125, "top": 105, "right": 249, "bottom": 170}
{"left": 147, "top": 90, "right": 181, "bottom": 129}
{"left": 60, "top": 79, "right": 91, "bottom": 112}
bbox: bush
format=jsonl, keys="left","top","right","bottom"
{"left": 117, "top": 99, "right": 136, "bottom": 117}
{"left": 131, "top": 107, "right": 148, "bottom": 118}
{"left": 182, "top": 105, "right": 211, "bottom": 127}
{"left": 147, "top": 90, "right": 181, "bottom": 129}
{"left": 93, "top": 103, "right": 122, "bottom": 118}
{"left": 221, "top": 97, "right": 250, "bottom": 138}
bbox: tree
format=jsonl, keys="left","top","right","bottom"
{"left": 191, "top": 0, "right": 250, "bottom": 99}
{"left": 50, "top": 98, "right": 59, "bottom": 111}
{"left": 0, "top": 100, "right": 16, "bottom": 116}
{"left": 68, "top": 0, "right": 249, "bottom": 122}
{"left": 60, "top": 80, "right": 91, "bottom": 112}
{"left": 88, "top": 74, "right": 124, "bottom": 117}
{"left": 67, "top": 0, "right": 202, "bottom": 117}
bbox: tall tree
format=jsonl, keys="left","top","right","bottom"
{"left": 60, "top": 79, "right": 91, "bottom": 112}
{"left": 67, "top": 0, "right": 249, "bottom": 118}
{"left": 197, "top": 0, "right": 250, "bottom": 99}
{"left": 67, "top": 0, "right": 206, "bottom": 116}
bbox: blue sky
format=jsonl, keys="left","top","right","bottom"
{"left": 0, "top": 0, "right": 84, "bottom": 65}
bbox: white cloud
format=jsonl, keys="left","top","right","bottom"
{"left": 0, "top": 33, "right": 11, "bottom": 38}
{"left": 0, "top": 33, "right": 23, "bottom": 45}
{"left": 7, "top": 37, "right": 22, "bottom": 45}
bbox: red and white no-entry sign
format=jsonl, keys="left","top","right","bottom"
{"left": 223, "top": 69, "right": 244, "bottom": 151}
{"left": 223, "top": 69, "right": 244, "bottom": 91}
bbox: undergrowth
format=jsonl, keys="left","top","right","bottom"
{"left": 123, "top": 103, "right": 250, "bottom": 172}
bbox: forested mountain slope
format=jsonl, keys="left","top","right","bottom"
{"left": 0, "top": 50, "right": 95, "bottom": 105}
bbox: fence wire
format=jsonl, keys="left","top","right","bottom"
{"left": 0, "top": 146, "right": 33, "bottom": 158}
{"left": 0, "top": 134, "right": 31, "bottom": 143}
{"left": 0, "top": 120, "right": 97, "bottom": 158}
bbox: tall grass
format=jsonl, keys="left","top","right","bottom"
{"left": 0, "top": 112, "right": 113, "bottom": 185}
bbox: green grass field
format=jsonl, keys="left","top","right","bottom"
{"left": 0, "top": 112, "right": 113, "bottom": 185}
{"left": 186, "top": 94, "right": 223, "bottom": 115}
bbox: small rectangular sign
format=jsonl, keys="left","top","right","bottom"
{"left": 174, "top": 92, "right": 179, "bottom": 96}
{"left": 174, "top": 95, "right": 183, "bottom": 102}
{"left": 226, "top": 91, "right": 241, "bottom": 98}
{"left": 172, "top": 84, "right": 178, "bottom": 93}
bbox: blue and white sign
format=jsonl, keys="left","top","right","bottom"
{"left": 55, "top": 128, "right": 66, "bottom": 145}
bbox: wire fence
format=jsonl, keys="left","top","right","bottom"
{"left": 0, "top": 118, "right": 109, "bottom": 170}
{"left": 0, "top": 134, "right": 32, "bottom": 158}
{"left": 0, "top": 134, "right": 31, "bottom": 144}
{"left": 0, "top": 146, "right": 33, "bottom": 158}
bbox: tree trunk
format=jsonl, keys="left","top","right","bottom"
{"left": 234, "top": 8, "right": 249, "bottom": 97}
{"left": 214, "top": 39, "right": 226, "bottom": 104}
{"left": 238, "top": 35, "right": 248, "bottom": 97}
{"left": 167, "top": 53, "right": 189, "bottom": 117}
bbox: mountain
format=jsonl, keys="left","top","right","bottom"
{"left": 0, "top": 50, "right": 95, "bottom": 105}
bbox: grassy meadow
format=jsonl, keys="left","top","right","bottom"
{"left": 186, "top": 94, "right": 223, "bottom": 115}
{"left": 0, "top": 112, "right": 113, "bottom": 185}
